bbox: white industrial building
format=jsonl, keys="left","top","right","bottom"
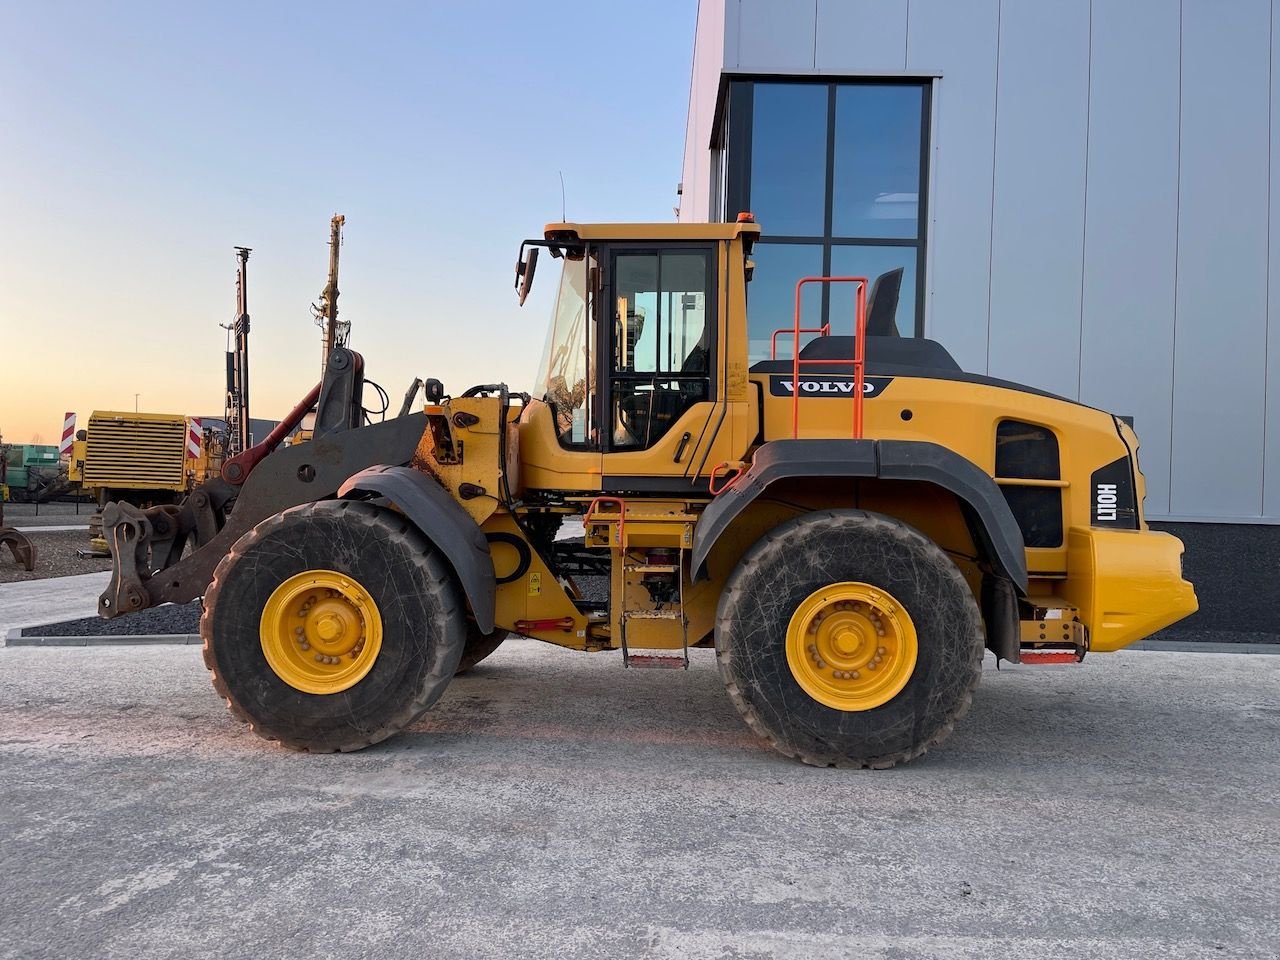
{"left": 678, "top": 0, "right": 1279, "bottom": 636}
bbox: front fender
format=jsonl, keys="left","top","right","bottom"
{"left": 338, "top": 465, "right": 496, "bottom": 633}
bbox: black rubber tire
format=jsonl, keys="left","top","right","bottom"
{"left": 715, "top": 509, "right": 984, "bottom": 769}
{"left": 455, "top": 625, "right": 509, "bottom": 674}
{"left": 201, "top": 500, "right": 466, "bottom": 752}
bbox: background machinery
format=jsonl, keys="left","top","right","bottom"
{"left": 0, "top": 431, "right": 38, "bottom": 569}
{"left": 68, "top": 411, "right": 219, "bottom": 546}
{"left": 2, "top": 443, "right": 64, "bottom": 503}
{"left": 97, "top": 216, "right": 1197, "bottom": 767}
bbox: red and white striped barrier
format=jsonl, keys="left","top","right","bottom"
{"left": 187, "top": 418, "right": 203, "bottom": 459}
{"left": 59, "top": 412, "right": 76, "bottom": 459}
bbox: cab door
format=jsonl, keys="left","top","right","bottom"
{"left": 598, "top": 242, "right": 751, "bottom": 489}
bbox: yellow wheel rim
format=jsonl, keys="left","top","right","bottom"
{"left": 259, "top": 570, "right": 383, "bottom": 695}
{"left": 785, "top": 581, "right": 918, "bottom": 711}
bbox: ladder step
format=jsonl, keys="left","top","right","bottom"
{"left": 624, "top": 610, "right": 684, "bottom": 621}
{"left": 626, "top": 654, "right": 688, "bottom": 670}
{"left": 623, "top": 564, "right": 680, "bottom": 574}
{"left": 1020, "top": 651, "right": 1082, "bottom": 665}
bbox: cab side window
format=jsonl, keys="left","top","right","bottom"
{"left": 610, "top": 249, "right": 712, "bottom": 450}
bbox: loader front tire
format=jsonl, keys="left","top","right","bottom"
{"left": 456, "top": 625, "right": 509, "bottom": 674}
{"left": 715, "top": 509, "right": 983, "bottom": 768}
{"left": 201, "top": 500, "right": 465, "bottom": 752}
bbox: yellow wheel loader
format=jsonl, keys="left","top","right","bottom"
{"left": 98, "top": 217, "right": 1197, "bottom": 767}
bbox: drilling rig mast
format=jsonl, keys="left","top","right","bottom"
{"left": 313, "top": 214, "right": 346, "bottom": 377}
{"left": 220, "top": 247, "right": 253, "bottom": 457}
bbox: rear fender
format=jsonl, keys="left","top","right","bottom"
{"left": 338, "top": 465, "right": 496, "bottom": 633}
{"left": 691, "top": 438, "right": 1028, "bottom": 593}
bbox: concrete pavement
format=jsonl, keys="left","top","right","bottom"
{"left": 1, "top": 640, "right": 1277, "bottom": 959}
{"left": 0, "top": 570, "right": 109, "bottom": 636}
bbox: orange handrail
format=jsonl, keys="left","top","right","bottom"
{"left": 770, "top": 323, "right": 830, "bottom": 360}
{"left": 788, "top": 276, "right": 868, "bottom": 439}
{"left": 583, "top": 496, "right": 627, "bottom": 545}
{"left": 708, "top": 461, "right": 744, "bottom": 496}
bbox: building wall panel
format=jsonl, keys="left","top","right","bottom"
{"left": 683, "top": 0, "right": 1280, "bottom": 520}
{"left": 1078, "top": 0, "right": 1180, "bottom": 516}
{"left": 733, "top": 0, "right": 816, "bottom": 71}
{"left": 986, "top": 2, "right": 1090, "bottom": 401}
{"left": 1265, "top": 0, "right": 1280, "bottom": 517}
{"left": 1171, "top": 0, "right": 1270, "bottom": 517}
{"left": 816, "top": 0, "right": 907, "bottom": 73}
{"left": 905, "top": 0, "right": 999, "bottom": 374}
{"left": 679, "top": 0, "right": 727, "bottom": 222}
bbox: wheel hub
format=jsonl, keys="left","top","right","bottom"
{"left": 260, "top": 571, "right": 383, "bottom": 694}
{"left": 785, "top": 582, "right": 918, "bottom": 711}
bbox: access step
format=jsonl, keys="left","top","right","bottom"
{"left": 1019, "top": 650, "right": 1083, "bottom": 665}
{"left": 625, "top": 653, "right": 689, "bottom": 670}
{"left": 624, "top": 609, "right": 684, "bottom": 621}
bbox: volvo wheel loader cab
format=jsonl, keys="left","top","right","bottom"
{"left": 99, "top": 216, "right": 1198, "bottom": 766}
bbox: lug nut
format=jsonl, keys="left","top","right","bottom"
{"left": 877, "top": 646, "right": 886, "bottom": 656}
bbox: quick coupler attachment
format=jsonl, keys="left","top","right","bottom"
{"left": 98, "top": 501, "right": 155, "bottom": 618}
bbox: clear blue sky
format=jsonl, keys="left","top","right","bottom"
{"left": 0, "top": 0, "right": 696, "bottom": 442}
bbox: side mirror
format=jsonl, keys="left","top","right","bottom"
{"left": 516, "top": 247, "right": 539, "bottom": 306}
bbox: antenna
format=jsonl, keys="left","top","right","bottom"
{"left": 559, "top": 171, "right": 567, "bottom": 221}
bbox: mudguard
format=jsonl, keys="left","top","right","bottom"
{"left": 691, "top": 438, "right": 1028, "bottom": 592}
{"left": 100, "top": 413, "right": 428, "bottom": 617}
{"left": 338, "top": 465, "right": 496, "bottom": 633}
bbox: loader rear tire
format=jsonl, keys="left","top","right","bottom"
{"left": 456, "top": 625, "right": 509, "bottom": 674}
{"left": 201, "top": 500, "right": 466, "bottom": 752}
{"left": 715, "top": 509, "right": 983, "bottom": 769}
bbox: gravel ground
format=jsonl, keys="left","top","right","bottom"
{"left": 1, "top": 642, "right": 1277, "bottom": 959}
{"left": 21, "top": 600, "right": 202, "bottom": 637}
{"left": 0, "top": 529, "right": 110, "bottom": 584}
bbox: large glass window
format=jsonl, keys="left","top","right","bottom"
{"left": 535, "top": 253, "right": 597, "bottom": 446}
{"left": 725, "top": 79, "right": 931, "bottom": 361}
{"left": 832, "top": 85, "right": 924, "bottom": 239}
{"left": 610, "top": 249, "right": 712, "bottom": 450}
{"left": 745, "top": 243, "right": 824, "bottom": 361}
{"left": 829, "top": 245, "right": 917, "bottom": 338}
{"left": 748, "top": 84, "right": 828, "bottom": 236}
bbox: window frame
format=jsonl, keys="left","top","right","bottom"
{"left": 596, "top": 241, "right": 719, "bottom": 454}
{"left": 724, "top": 76, "right": 932, "bottom": 338}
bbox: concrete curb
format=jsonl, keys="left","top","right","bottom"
{"left": 4, "top": 628, "right": 201, "bottom": 647}
{"left": 1128, "top": 638, "right": 1280, "bottom": 655}
{"left": 11, "top": 525, "right": 92, "bottom": 533}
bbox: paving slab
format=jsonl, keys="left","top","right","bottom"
{"left": 0, "top": 641, "right": 1276, "bottom": 960}
{"left": 0, "top": 571, "right": 110, "bottom": 636}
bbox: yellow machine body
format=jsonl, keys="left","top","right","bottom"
{"left": 394, "top": 218, "right": 1196, "bottom": 662}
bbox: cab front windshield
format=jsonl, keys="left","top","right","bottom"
{"left": 534, "top": 251, "right": 596, "bottom": 446}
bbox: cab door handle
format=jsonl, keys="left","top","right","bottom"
{"left": 673, "top": 431, "right": 692, "bottom": 463}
